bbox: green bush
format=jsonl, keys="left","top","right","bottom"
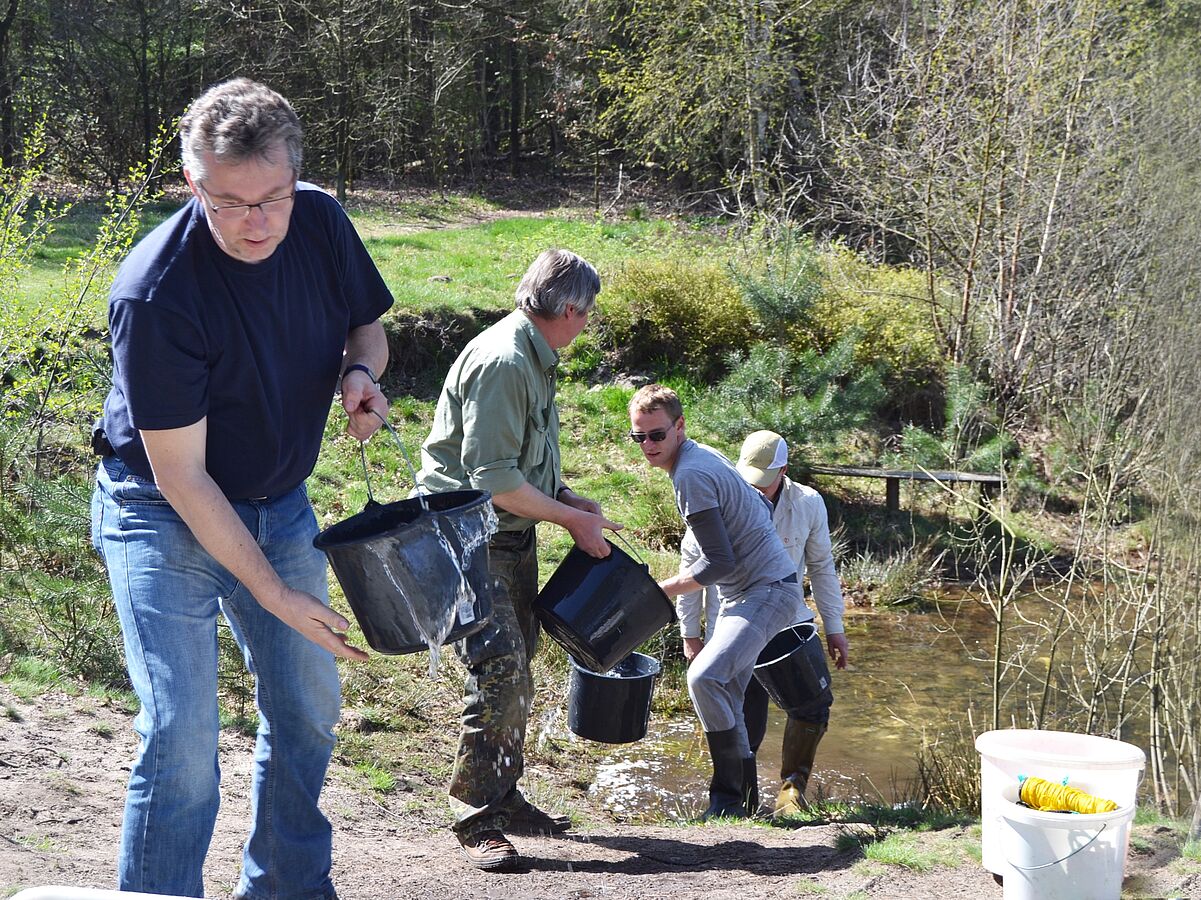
{"left": 816, "top": 246, "right": 946, "bottom": 386}
{"left": 728, "top": 227, "right": 824, "bottom": 347}
{"left": 727, "top": 231, "right": 944, "bottom": 422}
{"left": 698, "top": 336, "right": 885, "bottom": 459}
{"left": 597, "top": 256, "right": 756, "bottom": 378}
{"left": 887, "top": 366, "right": 1018, "bottom": 474}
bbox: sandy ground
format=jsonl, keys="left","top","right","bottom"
{"left": 2, "top": 682, "right": 1196, "bottom": 900}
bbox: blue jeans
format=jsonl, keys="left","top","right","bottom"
{"left": 91, "top": 456, "right": 340, "bottom": 900}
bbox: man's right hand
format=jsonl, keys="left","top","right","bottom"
{"left": 261, "top": 586, "right": 370, "bottom": 661}
{"left": 683, "top": 636, "right": 704, "bottom": 663}
{"left": 568, "top": 510, "right": 623, "bottom": 558}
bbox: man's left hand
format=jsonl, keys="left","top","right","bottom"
{"left": 341, "top": 371, "right": 389, "bottom": 441}
{"left": 827, "top": 632, "right": 849, "bottom": 670}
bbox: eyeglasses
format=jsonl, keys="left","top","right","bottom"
{"left": 629, "top": 429, "right": 670, "bottom": 444}
{"left": 198, "top": 182, "right": 296, "bottom": 219}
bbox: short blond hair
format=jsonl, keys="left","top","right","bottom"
{"left": 628, "top": 383, "right": 683, "bottom": 422}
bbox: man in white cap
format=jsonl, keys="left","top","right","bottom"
{"left": 735, "top": 429, "right": 849, "bottom": 815}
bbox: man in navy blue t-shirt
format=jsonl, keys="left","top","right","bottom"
{"left": 90, "top": 78, "right": 393, "bottom": 900}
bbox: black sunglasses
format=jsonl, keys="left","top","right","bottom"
{"left": 629, "top": 429, "right": 670, "bottom": 443}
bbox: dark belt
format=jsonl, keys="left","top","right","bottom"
{"left": 781, "top": 572, "right": 798, "bottom": 584}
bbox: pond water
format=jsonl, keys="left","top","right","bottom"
{"left": 580, "top": 598, "right": 1005, "bottom": 820}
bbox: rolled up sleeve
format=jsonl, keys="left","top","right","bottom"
{"left": 459, "top": 357, "right": 530, "bottom": 497}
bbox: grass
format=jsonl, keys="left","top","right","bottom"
{"left": 364, "top": 214, "right": 704, "bottom": 316}
{"left": 84, "top": 683, "right": 139, "bottom": 713}
{"left": 16, "top": 198, "right": 178, "bottom": 315}
{"left": 862, "top": 832, "right": 934, "bottom": 869}
{"left": 14, "top": 194, "right": 708, "bottom": 323}
{"left": 354, "top": 761, "right": 398, "bottom": 794}
{"left": 839, "top": 824, "right": 972, "bottom": 873}
{"left": 837, "top": 542, "right": 943, "bottom": 608}
{"left": 792, "top": 880, "right": 830, "bottom": 895}
{"left": 1, "top": 656, "right": 71, "bottom": 700}
{"left": 15, "top": 834, "right": 56, "bottom": 852}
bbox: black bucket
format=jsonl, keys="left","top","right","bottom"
{"left": 313, "top": 489, "right": 495, "bottom": 655}
{"left": 753, "top": 621, "right": 834, "bottom": 716}
{"left": 535, "top": 538, "right": 675, "bottom": 673}
{"left": 568, "top": 652, "right": 661, "bottom": 743}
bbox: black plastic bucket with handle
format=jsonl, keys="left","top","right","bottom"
{"left": 568, "top": 652, "right": 661, "bottom": 743}
{"left": 313, "top": 490, "right": 494, "bottom": 655}
{"left": 535, "top": 536, "right": 675, "bottom": 673}
{"left": 752, "top": 621, "right": 834, "bottom": 716}
{"left": 312, "top": 415, "right": 495, "bottom": 655}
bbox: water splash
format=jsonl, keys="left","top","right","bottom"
{"left": 366, "top": 498, "right": 498, "bottom": 677}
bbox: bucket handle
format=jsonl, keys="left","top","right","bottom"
{"left": 1001, "top": 817, "right": 1108, "bottom": 871}
{"left": 610, "top": 529, "right": 649, "bottom": 566}
{"left": 359, "top": 410, "right": 426, "bottom": 506}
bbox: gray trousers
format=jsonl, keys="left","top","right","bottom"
{"left": 686, "top": 579, "right": 803, "bottom": 757}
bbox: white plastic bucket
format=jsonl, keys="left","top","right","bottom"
{"left": 997, "top": 783, "right": 1135, "bottom": 900}
{"left": 975, "top": 729, "right": 1144, "bottom": 876}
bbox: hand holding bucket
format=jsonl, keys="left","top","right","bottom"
{"left": 535, "top": 532, "right": 676, "bottom": 673}
{"left": 561, "top": 497, "right": 623, "bottom": 559}
{"left": 313, "top": 413, "right": 497, "bottom": 657}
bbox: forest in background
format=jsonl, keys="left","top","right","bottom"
{"left": 2, "top": 0, "right": 1201, "bottom": 831}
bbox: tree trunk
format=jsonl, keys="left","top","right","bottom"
{"left": 0, "top": 0, "right": 18, "bottom": 163}
{"left": 509, "top": 40, "right": 522, "bottom": 176}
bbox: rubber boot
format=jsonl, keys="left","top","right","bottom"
{"left": 743, "top": 754, "right": 760, "bottom": 818}
{"left": 773, "top": 718, "right": 827, "bottom": 818}
{"left": 743, "top": 678, "right": 770, "bottom": 756}
{"left": 701, "top": 728, "right": 751, "bottom": 821}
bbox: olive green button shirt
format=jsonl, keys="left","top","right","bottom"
{"left": 417, "top": 310, "right": 561, "bottom": 532}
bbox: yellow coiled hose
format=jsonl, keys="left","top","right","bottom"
{"left": 1018, "top": 775, "right": 1119, "bottom": 813}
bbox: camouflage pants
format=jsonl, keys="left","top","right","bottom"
{"left": 449, "top": 526, "right": 540, "bottom": 836}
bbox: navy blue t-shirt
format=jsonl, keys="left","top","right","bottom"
{"left": 101, "top": 183, "right": 394, "bottom": 499}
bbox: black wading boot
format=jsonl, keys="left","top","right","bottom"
{"left": 743, "top": 754, "right": 760, "bottom": 817}
{"left": 701, "top": 728, "right": 754, "bottom": 821}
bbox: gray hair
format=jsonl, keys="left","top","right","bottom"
{"left": 180, "top": 78, "right": 303, "bottom": 181}
{"left": 515, "top": 249, "right": 601, "bottom": 318}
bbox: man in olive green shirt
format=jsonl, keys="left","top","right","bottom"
{"left": 418, "top": 249, "right": 621, "bottom": 872}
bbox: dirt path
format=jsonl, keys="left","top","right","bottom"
{"left": 1, "top": 683, "right": 1194, "bottom": 899}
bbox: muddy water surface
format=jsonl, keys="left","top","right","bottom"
{"left": 584, "top": 598, "right": 1002, "bottom": 819}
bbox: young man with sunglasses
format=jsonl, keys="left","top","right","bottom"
{"left": 679, "top": 430, "right": 849, "bottom": 817}
{"left": 628, "top": 384, "right": 803, "bottom": 819}
{"left": 418, "top": 248, "right": 622, "bottom": 871}
{"left": 91, "top": 78, "right": 392, "bottom": 899}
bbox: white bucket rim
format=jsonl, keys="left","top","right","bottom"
{"left": 976, "top": 729, "right": 1145, "bottom": 770}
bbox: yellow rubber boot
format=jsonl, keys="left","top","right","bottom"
{"left": 773, "top": 718, "right": 827, "bottom": 818}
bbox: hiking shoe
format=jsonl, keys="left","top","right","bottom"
{"left": 504, "top": 796, "right": 572, "bottom": 835}
{"left": 457, "top": 829, "right": 519, "bottom": 871}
